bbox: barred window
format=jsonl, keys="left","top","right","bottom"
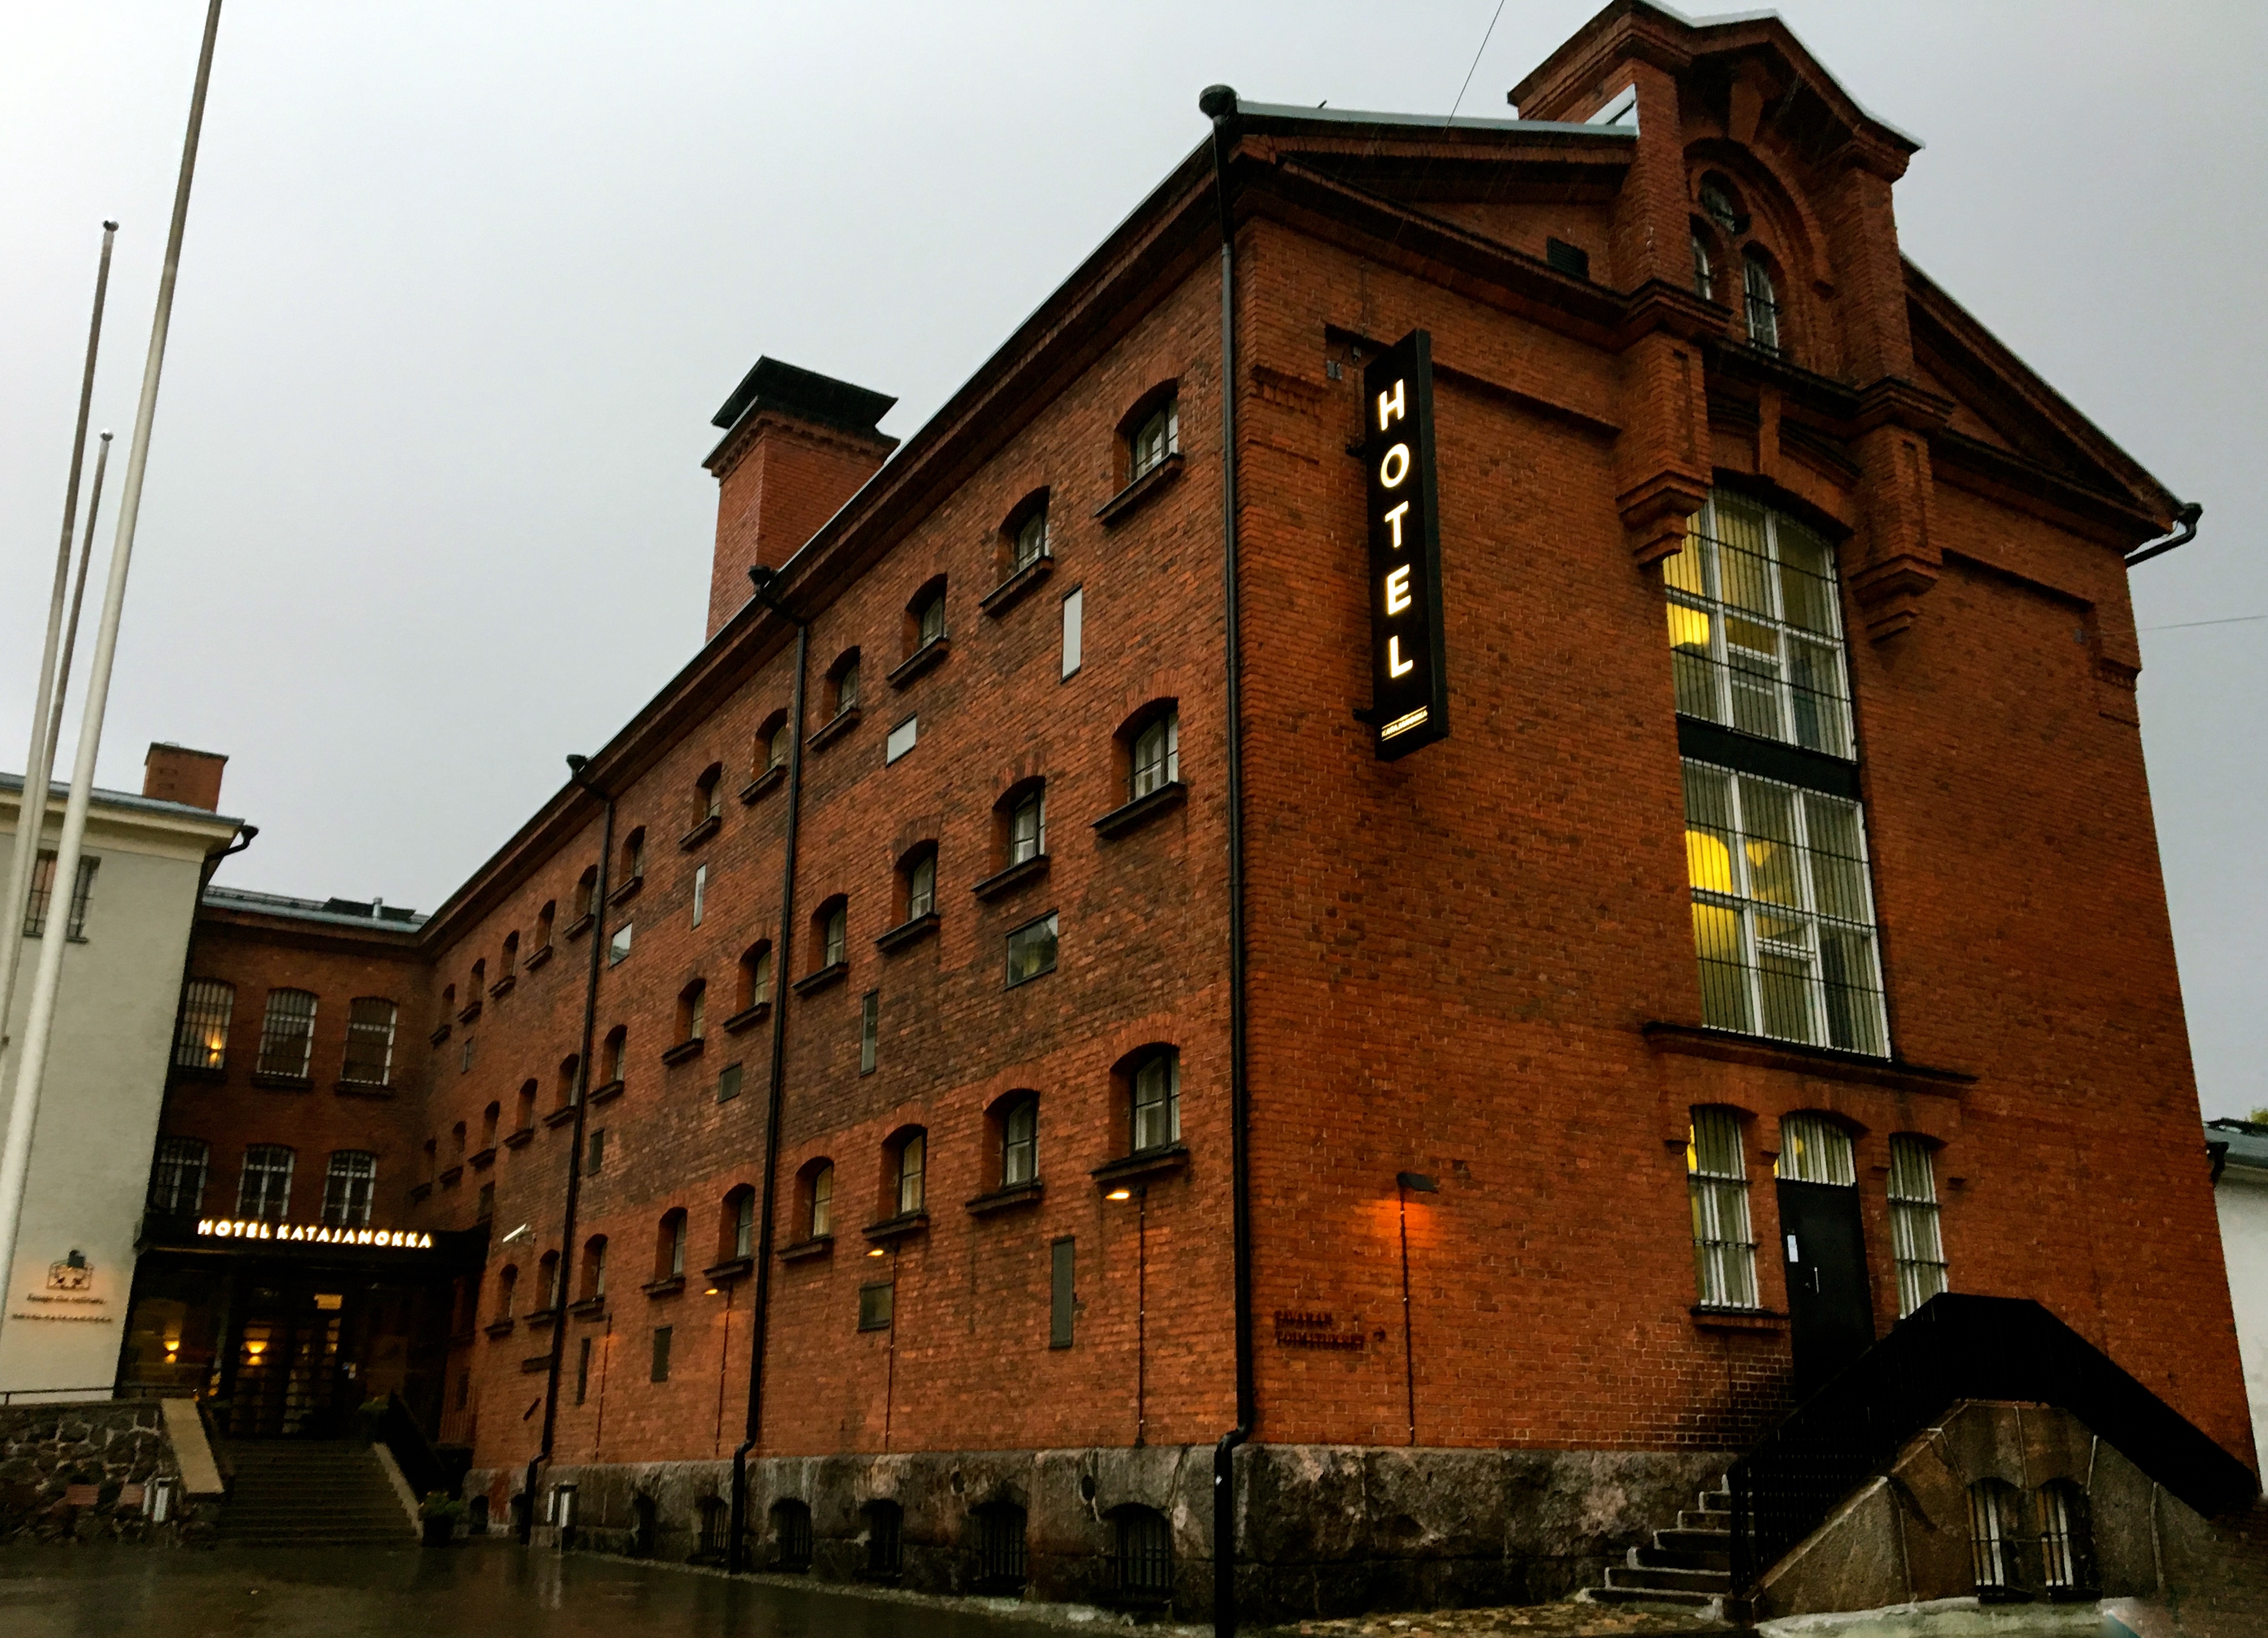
{"left": 771, "top": 1499, "right": 813, "bottom": 1572}
{"left": 322, "top": 1151, "right": 377, "bottom": 1227}
{"left": 1889, "top": 1135, "right": 1949, "bottom": 1317}
{"left": 1114, "top": 1505, "right": 1173, "bottom": 1598}
{"left": 976, "top": 1501, "right": 1028, "bottom": 1592}
{"left": 1687, "top": 1107, "right": 1758, "bottom": 1310}
{"left": 1743, "top": 250, "right": 1781, "bottom": 354}
{"left": 1969, "top": 1480, "right": 2019, "bottom": 1592}
{"left": 149, "top": 1136, "right": 209, "bottom": 1214}
{"left": 1131, "top": 1051, "right": 1180, "bottom": 1154}
{"left": 173, "top": 979, "right": 234, "bottom": 1071}
{"left": 22, "top": 851, "right": 98, "bottom": 939}
{"left": 1774, "top": 1113, "right": 1856, "bottom": 1185}
{"left": 256, "top": 989, "right": 318, "bottom": 1079}
{"left": 341, "top": 998, "right": 396, "bottom": 1085}
{"left": 864, "top": 1500, "right": 902, "bottom": 1575}
{"left": 1664, "top": 493, "right": 1853, "bottom": 759}
{"left": 238, "top": 1145, "right": 294, "bottom": 1221}
{"left": 2038, "top": 1481, "right": 2092, "bottom": 1592}
{"left": 1683, "top": 762, "right": 1888, "bottom": 1056}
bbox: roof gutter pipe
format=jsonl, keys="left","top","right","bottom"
{"left": 1200, "top": 81, "right": 1258, "bottom": 1638}
{"left": 2124, "top": 501, "right": 2202, "bottom": 568}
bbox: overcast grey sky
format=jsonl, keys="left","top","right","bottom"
{"left": 3, "top": 2, "right": 2261, "bottom": 1118}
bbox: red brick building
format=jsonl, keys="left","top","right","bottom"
{"left": 128, "top": 1, "right": 2250, "bottom": 1621}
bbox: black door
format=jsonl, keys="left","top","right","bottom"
{"left": 1777, "top": 1178, "right": 1874, "bottom": 1398}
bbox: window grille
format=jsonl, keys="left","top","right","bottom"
{"left": 1131, "top": 712, "right": 1179, "bottom": 800}
{"left": 1131, "top": 1052, "right": 1180, "bottom": 1153}
{"left": 896, "top": 1133, "right": 925, "bottom": 1215}
{"left": 1664, "top": 493, "right": 1854, "bottom": 759}
{"left": 22, "top": 851, "right": 98, "bottom": 939}
{"left": 1889, "top": 1135, "right": 1950, "bottom": 1316}
{"left": 907, "top": 853, "right": 935, "bottom": 919}
{"left": 149, "top": 1137, "right": 209, "bottom": 1213}
{"left": 1014, "top": 507, "right": 1049, "bottom": 572}
{"left": 1006, "top": 912, "right": 1058, "bottom": 987}
{"left": 1683, "top": 761, "right": 1888, "bottom": 1056}
{"left": 239, "top": 1145, "right": 295, "bottom": 1221}
{"left": 734, "top": 1190, "right": 756, "bottom": 1259}
{"left": 1115, "top": 1507, "right": 1173, "bottom": 1598}
{"left": 1130, "top": 399, "right": 1178, "bottom": 481}
{"left": 865, "top": 1501, "right": 902, "bottom": 1575}
{"left": 1009, "top": 789, "right": 1045, "bottom": 865}
{"left": 1691, "top": 231, "right": 1714, "bottom": 302}
{"left": 173, "top": 979, "right": 234, "bottom": 1071}
{"left": 977, "top": 1503, "right": 1029, "bottom": 1590}
{"left": 823, "top": 905, "right": 847, "bottom": 967}
{"left": 322, "top": 1151, "right": 377, "bottom": 1227}
{"left": 1774, "top": 1114, "right": 1856, "bottom": 1185}
{"left": 1687, "top": 1108, "right": 1759, "bottom": 1309}
{"left": 2039, "top": 1482, "right": 2091, "bottom": 1592}
{"left": 1002, "top": 1098, "right": 1038, "bottom": 1187}
{"left": 772, "top": 1499, "right": 813, "bottom": 1571}
{"left": 809, "top": 1166, "right": 832, "bottom": 1238}
{"left": 1743, "top": 251, "right": 1781, "bottom": 354}
{"left": 342, "top": 998, "right": 396, "bottom": 1085}
{"left": 1969, "top": 1481, "right": 2017, "bottom": 1592}
{"left": 256, "top": 990, "right": 318, "bottom": 1079}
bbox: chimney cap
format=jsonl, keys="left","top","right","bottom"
{"left": 711, "top": 356, "right": 896, "bottom": 437}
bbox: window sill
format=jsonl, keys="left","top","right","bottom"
{"left": 722, "top": 1001, "right": 771, "bottom": 1035}
{"left": 170, "top": 1064, "right": 227, "bottom": 1084}
{"left": 608, "top": 873, "right": 644, "bottom": 908}
{"left": 489, "top": 974, "right": 516, "bottom": 1001}
{"left": 966, "top": 1181, "right": 1044, "bottom": 1217}
{"left": 408, "top": 1182, "right": 433, "bottom": 1203}
{"left": 1093, "top": 780, "right": 1187, "bottom": 839}
{"left": 875, "top": 912, "right": 939, "bottom": 955}
{"left": 333, "top": 1079, "right": 394, "bottom": 1098}
{"left": 503, "top": 1127, "right": 535, "bottom": 1150}
{"left": 458, "top": 999, "right": 483, "bottom": 1024}
{"left": 972, "top": 854, "right": 1049, "bottom": 902}
{"left": 563, "top": 912, "right": 594, "bottom": 942}
{"left": 568, "top": 1297, "right": 607, "bottom": 1321}
{"left": 543, "top": 1105, "right": 579, "bottom": 1130}
{"left": 679, "top": 814, "right": 722, "bottom": 853}
{"left": 469, "top": 1147, "right": 498, "bottom": 1171}
{"left": 740, "top": 765, "right": 788, "bottom": 806}
{"left": 524, "top": 943, "right": 554, "bottom": 972}
{"left": 980, "top": 553, "right": 1054, "bottom": 617}
{"left": 251, "top": 1073, "right": 314, "bottom": 1092}
{"left": 1690, "top": 1306, "right": 1788, "bottom": 1334}
{"left": 484, "top": 1318, "right": 516, "bottom": 1339}
{"left": 778, "top": 1236, "right": 833, "bottom": 1265}
{"left": 439, "top": 1166, "right": 464, "bottom": 1188}
{"left": 703, "top": 1257, "right": 754, "bottom": 1286}
{"left": 519, "top": 1353, "right": 551, "bottom": 1373}
{"left": 863, "top": 1210, "right": 930, "bottom": 1246}
{"left": 1094, "top": 452, "right": 1184, "bottom": 527}
{"left": 1639, "top": 1021, "right": 1973, "bottom": 1096}
{"left": 449, "top": 1327, "right": 476, "bottom": 1347}
{"left": 523, "top": 1308, "right": 559, "bottom": 1332}
{"left": 660, "top": 1038, "right": 706, "bottom": 1067}
{"left": 887, "top": 636, "right": 951, "bottom": 691}
{"left": 588, "top": 1078, "right": 625, "bottom": 1106}
{"left": 643, "top": 1277, "right": 685, "bottom": 1299}
{"left": 792, "top": 962, "right": 848, "bottom": 998}
{"left": 428, "top": 1022, "right": 453, "bottom": 1046}
{"left": 1091, "top": 1145, "right": 1189, "bottom": 1188}
{"left": 806, "top": 706, "right": 862, "bottom": 753}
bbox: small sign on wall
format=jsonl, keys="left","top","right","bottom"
{"left": 1361, "top": 329, "right": 1449, "bottom": 761}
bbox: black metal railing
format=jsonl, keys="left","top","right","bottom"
{"left": 1728, "top": 1293, "right": 2259, "bottom": 1591}
{"left": 379, "top": 1391, "right": 466, "bottom": 1500}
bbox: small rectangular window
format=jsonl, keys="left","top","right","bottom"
{"left": 860, "top": 991, "right": 878, "bottom": 1075}
{"left": 21, "top": 852, "right": 98, "bottom": 940}
{"left": 885, "top": 716, "right": 918, "bottom": 765}
{"left": 692, "top": 865, "right": 707, "bottom": 928}
{"left": 586, "top": 1129, "right": 606, "bottom": 1176}
{"left": 1050, "top": 1238, "right": 1076, "bottom": 1348}
{"left": 1006, "top": 912, "right": 1059, "bottom": 987}
{"left": 651, "top": 1326, "right": 673, "bottom": 1383}
{"left": 1889, "top": 1136, "right": 1949, "bottom": 1317}
{"left": 717, "top": 1063, "right": 742, "bottom": 1104}
{"left": 1061, "top": 587, "right": 1083, "bottom": 679}
{"left": 609, "top": 923, "right": 633, "bottom": 966}
{"left": 858, "top": 1282, "right": 894, "bottom": 1331}
{"left": 575, "top": 1337, "right": 593, "bottom": 1404}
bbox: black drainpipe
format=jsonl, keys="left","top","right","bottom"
{"left": 1200, "top": 82, "right": 1257, "bottom": 1638}
{"left": 2124, "top": 500, "right": 2202, "bottom": 568}
{"left": 527, "top": 758, "right": 614, "bottom": 1541}
{"left": 729, "top": 566, "right": 810, "bottom": 1572}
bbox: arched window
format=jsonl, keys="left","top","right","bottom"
{"left": 495, "top": 1263, "right": 518, "bottom": 1320}
{"left": 579, "top": 865, "right": 600, "bottom": 920}
{"left": 602, "top": 1025, "right": 628, "bottom": 1085}
{"left": 1774, "top": 1112, "right": 1856, "bottom": 1185}
{"left": 149, "top": 1136, "right": 209, "bottom": 1213}
{"left": 1968, "top": 1480, "right": 2022, "bottom": 1593}
{"left": 998, "top": 780, "right": 1045, "bottom": 870}
{"left": 1699, "top": 174, "right": 1744, "bottom": 234}
{"left": 1116, "top": 1048, "right": 1180, "bottom": 1156}
{"left": 677, "top": 979, "right": 707, "bottom": 1044}
{"left": 502, "top": 930, "right": 520, "bottom": 978}
{"left": 736, "top": 941, "right": 773, "bottom": 1013}
{"left": 757, "top": 710, "right": 792, "bottom": 775}
{"left": 439, "top": 983, "right": 457, "bottom": 1025}
{"left": 812, "top": 896, "right": 849, "bottom": 971}
{"left": 862, "top": 1499, "right": 903, "bottom": 1577}
{"left": 2037, "top": 1480, "right": 2094, "bottom": 1594}
{"left": 1118, "top": 704, "right": 1180, "bottom": 803}
{"left": 515, "top": 1079, "right": 538, "bottom": 1133}
{"left": 975, "top": 1500, "right": 1028, "bottom": 1592}
{"left": 1002, "top": 491, "right": 1050, "bottom": 578}
{"left": 324, "top": 1151, "right": 378, "bottom": 1226}
{"left": 480, "top": 1102, "right": 500, "bottom": 1147}
{"left": 695, "top": 762, "right": 724, "bottom": 823}
{"left": 470, "top": 959, "right": 487, "bottom": 998}
{"left": 1742, "top": 248, "right": 1781, "bottom": 355}
{"left": 343, "top": 998, "right": 397, "bottom": 1085}
{"left": 1112, "top": 1505, "right": 1172, "bottom": 1598}
{"left": 657, "top": 1209, "right": 688, "bottom": 1282}
{"left": 239, "top": 1145, "right": 294, "bottom": 1220}
{"left": 1888, "top": 1135, "right": 1950, "bottom": 1316}
{"left": 535, "top": 900, "right": 556, "bottom": 950}
{"left": 828, "top": 650, "right": 861, "bottom": 718}
{"left": 1690, "top": 224, "right": 1715, "bottom": 302}
{"left": 897, "top": 844, "right": 937, "bottom": 924}
{"left": 997, "top": 1094, "right": 1038, "bottom": 1188}
{"left": 556, "top": 1054, "right": 581, "bottom": 1109}
{"left": 256, "top": 989, "right": 317, "bottom": 1079}
{"left": 621, "top": 827, "right": 647, "bottom": 883}
{"left": 889, "top": 1129, "right": 926, "bottom": 1217}
{"left": 722, "top": 1185, "right": 757, "bottom": 1263}
{"left": 537, "top": 1250, "right": 562, "bottom": 1312}
{"left": 801, "top": 1160, "right": 835, "bottom": 1239}
{"left": 771, "top": 1497, "right": 814, "bottom": 1573}
{"left": 173, "top": 978, "right": 234, "bottom": 1071}
{"left": 1687, "top": 1107, "right": 1759, "bottom": 1309}
{"left": 1122, "top": 387, "right": 1180, "bottom": 484}
{"left": 579, "top": 1236, "right": 607, "bottom": 1301}
{"left": 906, "top": 576, "right": 948, "bottom": 657}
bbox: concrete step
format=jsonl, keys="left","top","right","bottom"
{"left": 1679, "top": 1507, "right": 1731, "bottom": 1531}
{"left": 1585, "top": 1585, "right": 1725, "bottom": 1614}
{"left": 1606, "top": 1563, "right": 1732, "bottom": 1594}
{"left": 1636, "top": 1540, "right": 1730, "bottom": 1573}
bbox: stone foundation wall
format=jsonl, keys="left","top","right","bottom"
{"left": 468, "top": 1442, "right": 1728, "bottom": 1623}
{"left": 0, "top": 1399, "right": 213, "bottom": 1544}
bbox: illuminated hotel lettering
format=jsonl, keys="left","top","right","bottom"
{"left": 1361, "top": 329, "right": 1449, "bottom": 760}
{"left": 195, "top": 1219, "right": 435, "bottom": 1249}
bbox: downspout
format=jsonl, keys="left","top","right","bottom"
{"left": 730, "top": 566, "right": 809, "bottom": 1572}
{"left": 1200, "top": 83, "right": 1257, "bottom": 1638}
{"left": 2125, "top": 501, "right": 2201, "bottom": 568}
{"left": 528, "top": 760, "right": 613, "bottom": 1541}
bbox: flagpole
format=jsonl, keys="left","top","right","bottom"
{"left": 46, "top": 433, "right": 116, "bottom": 778}
{"left": 0, "top": 0, "right": 224, "bottom": 1361}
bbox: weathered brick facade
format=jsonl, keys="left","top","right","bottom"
{"left": 138, "top": 2, "right": 2246, "bottom": 1618}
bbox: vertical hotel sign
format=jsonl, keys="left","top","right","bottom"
{"left": 1363, "top": 330, "right": 1449, "bottom": 760}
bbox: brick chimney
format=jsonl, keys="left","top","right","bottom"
{"left": 143, "top": 742, "right": 227, "bottom": 811}
{"left": 702, "top": 357, "right": 897, "bottom": 639}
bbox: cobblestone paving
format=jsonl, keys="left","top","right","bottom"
{"left": 1255, "top": 1604, "right": 1726, "bottom": 1637}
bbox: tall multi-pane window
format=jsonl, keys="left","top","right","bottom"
{"left": 173, "top": 979, "right": 234, "bottom": 1071}
{"left": 1131, "top": 1052, "right": 1180, "bottom": 1154}
{"left": 341, "top": 998, "right": 397, "bottom": 1085}
{"left": 1687, "top": 1108, "right": 1758, "bottom": 1309}
{"left": 823, "top": 904, "right": 847, "bottom": 967}
{"left": 1009, "top": 788, "right": 1045, "bottom": 865}
{"left": 1002, "top": 1098, "right": 1038, "bottom": 1187}
{"left": 1691, "top": 232, "right": 1714, "bottom": 302}
{"left": 322, "top": 1151, "right": 377, "bottom": 1227}
{"left": 1888, "top": 1135, "right": 1950, "bottom": 1316}
{"left": 1742, "top": 250, "right": 1781, "bottom": 354}
{"left": 239, "top": 1145, "right": 295, "bottom": 1221}
{"left": 256, "top": 990, "right": 318, "bottom": 1079}
{"left": 150, "top": 1136, "right": 209, "bottom": 1213}
{"left": 895, "top": 1133, "right": 925, "bottom": 1216}
{"left": 22, "top": 852, "right": 98, "bottom": 939}
{"left": 734, "top": 1189, "right": 757, "bottom": 1259}
{"left": 1131, "top": 712, "right": 1179, "bottom": 800}
{"left": 808, "top": 1164, "right": 833, "bottom": 1238}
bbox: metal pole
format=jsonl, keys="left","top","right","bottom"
{"left": 0, "top": 1, "right": 223, "bottom": 1360}
{"left": 0, "top": 226, "right": 115, "bottom": 1067}
{"left": 44, "top": 434, "right": 114, "bottom": 783}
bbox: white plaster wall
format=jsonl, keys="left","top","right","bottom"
{"left": 0, "top": 789, "right": 230, "bottom": 1398}
{"left": 2213, "top": 1164, "right": 2268, "bottom": 1472}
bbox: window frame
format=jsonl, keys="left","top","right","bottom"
{"left": 150, "top": 1135, "right": 209, "bottom": 1214}
{"left": 1130, "top": 709, "right": 1180, "bottom": 802}
{"left": 1128, "top": 1049, "right": 1180, "bottom": 1155}
{"left": 1687, "top": 1107, "right": 1759, "bottom": 1310}
{"left": 174, "top": 979, "right": 235, "bottom": 1072}
{"left": 322, "top": 1150, "right": 378, "bottom": 1228}
{"left": 1001, "top": 1095, "right": 1038, "bottom": 1188}
{"left": 1888, "top": 1135, "right": 1950, "bottom": 1317}
{"left": 238, "top": 1144, "right": 295, "bottom": 1221}
{"left": 255, "top": 989, "right": 318, "bottom": 1080}
{"left": 341, "top": 997, "right": 398, "bottom": 1086}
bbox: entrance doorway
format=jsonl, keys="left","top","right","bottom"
{"left": 1775, "top": 1114, "right": 1874, "bottom": 1398}
{"left": 228, "top": 1312, "right": 343, "bottom": 1437}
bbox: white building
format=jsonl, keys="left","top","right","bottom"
{"left": 0, "top": 745, "right": 240, "bottom": 1399}
{"left": 2209, "top": 1117, "right": 2268, "bottom": 1470}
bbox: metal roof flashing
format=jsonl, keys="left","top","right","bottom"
{"left": 1, "top": 771, "right": 243, "bottom": 833}
{"left": 1237, "top": 100, "right": 1633, "bottom": 139}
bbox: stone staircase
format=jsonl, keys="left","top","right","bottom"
{"left": 1582, "top": 1477, "right": 1733, "bottom": 1620}
{"left": 215, "top": 1439, "right": 415, "bottom": 1547}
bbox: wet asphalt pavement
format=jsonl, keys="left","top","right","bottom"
{"left": 0, "top": 1541, "right": 1076, "bottom": 1637}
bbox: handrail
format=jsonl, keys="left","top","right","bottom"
{"left": 1728, "top": 1293, "right": 2258, "bottom": 1590}
{"left": 380, "top": 1391, "right": 452, "bottom": 1499}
